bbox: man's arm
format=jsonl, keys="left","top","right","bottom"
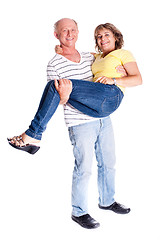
{"left": 47, "top": 62, "right": 72, "bottom": 104}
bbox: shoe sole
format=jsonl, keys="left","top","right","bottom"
{"left": 72, "top": 216, "right": 100, "bottom": 229}
{"left": 8, "top": 141, "right": 40, "bottom": 154}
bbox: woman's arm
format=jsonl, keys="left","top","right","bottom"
{"left": 56, "top": 46, "right": 96, "bottom": 59}
{"left": 115, "top": 62, "right": 142, "bottom": 87}
{"left": 95, "top": 62, "right": 142, "bottom": 87}
{"left": 90, "top": 52, "right": 96, "bottom": 57}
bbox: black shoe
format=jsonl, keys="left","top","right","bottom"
{"left": 7, "top": 138, "right": 40, "bottom": 155}
{"left": 98, "top": 202, "right": 130, "bottom": 214}
{"left": 8, "top": 141, "right": 40, "bottom": 154}
{"left": 72, "top": 214, "right": 100, "bottom": 229}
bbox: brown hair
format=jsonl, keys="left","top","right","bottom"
{"left": 94, "top": 23, "right": 124, "bottom": 52}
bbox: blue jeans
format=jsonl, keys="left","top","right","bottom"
{"left": 25, "top": 79, "right": 123, "bottom": 140}
{"left": 68, "top": 117, "right": 116, "bottom": 217}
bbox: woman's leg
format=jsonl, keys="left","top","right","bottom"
{"left": 25, "top": 79, "right": 123, "bottom": 140}
{"left": 9, "top": 79, "right": 123, "bottom": 144}
{"left": 69, "top": 79, "right": 124, "bottom": 118}
{"left": 8, "top": 80, "right": 60, "bottom": 152}
{"left": 25, "top": 80, "right": 60, "bottom": 140}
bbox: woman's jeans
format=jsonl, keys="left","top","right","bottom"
{"left": 25, "top": 79, "right": 124, "bottom": 140}
{"left": 69, "top": 117, "right": 116, "bottom": 217}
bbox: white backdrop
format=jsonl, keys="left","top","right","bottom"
{"left": 0, "top": 0, "right": 160, "bottom": 239}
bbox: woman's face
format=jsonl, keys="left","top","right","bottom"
{"left": 96, "top": 28, "right": 116, "bottom": 55}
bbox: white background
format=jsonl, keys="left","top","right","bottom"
{"left": 0, "top": 0, "right": 160, "bottom": 239}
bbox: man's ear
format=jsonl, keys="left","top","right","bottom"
{"left": 54, "top": 31, "right": 59, "bottom": 39}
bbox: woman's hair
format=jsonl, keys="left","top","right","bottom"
{"left": 94, "top": 23, "right": 124, "bottom": 52}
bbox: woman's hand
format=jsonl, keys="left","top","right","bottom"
{"left": 95, "top": 76, "right": 114, "bottom": 85}
{"left": 55, "top": 45, "right": 63, "bottom": 54}
{"left": 116, "top": 65, "right": 127, "bottom": 76}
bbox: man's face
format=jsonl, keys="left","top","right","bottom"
{"left": 54, "top": 19, "right": 79, "bottom": 48}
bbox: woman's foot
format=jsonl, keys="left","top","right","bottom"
{"left": 8, "top": 133, "right": 40, "bottom": 147}
{"left": 7, "top": 133, "right": 40, "bottom": 154}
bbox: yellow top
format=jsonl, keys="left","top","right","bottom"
{"left": 92, "top": 49, "right": 136, "bottom": 93}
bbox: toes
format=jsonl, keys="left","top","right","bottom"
{"left": 8, "top": 135, "right": 24, "bottom": 146}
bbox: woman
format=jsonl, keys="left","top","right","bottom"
{"left": 8, "top": 23, "right": 142, "bottom": 154}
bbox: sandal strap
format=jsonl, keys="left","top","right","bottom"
{"left": 16, "top": 135, "right": 24, "bottom": 143}
{"left": 12, "top": 135, "right": 25, "bottom": 146}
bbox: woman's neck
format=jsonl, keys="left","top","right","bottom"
{"left": 102, "top": 48, "right": 116, "bottom": 58}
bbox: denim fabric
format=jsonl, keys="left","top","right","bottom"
{"left": 68, "top": 117, "right": 116, "bottom": 217}
{"left": 25, "top": 80, "right": 60, "bottom": 140}
{"left": 69, "top": 79, "right": 124, "bottom": 118}
{"left": 25, "top": 79, "right": 123, "bottom": 140}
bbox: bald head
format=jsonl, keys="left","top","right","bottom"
{"left": 53, "top": 18, "right": 79, "bottom": 49}
{"left": 54, "top": 18, "right": 78, "bottom": 33}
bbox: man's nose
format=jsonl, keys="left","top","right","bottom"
{"left": 67, "top": 30, "right": 72, "bottom": 36}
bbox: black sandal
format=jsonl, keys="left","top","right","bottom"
{"left": 7, "top": 136, "right": 40, "bottom": 155}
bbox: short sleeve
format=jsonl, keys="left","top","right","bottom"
{"left": 47, "top": 63, "right": 60, "bottom": 82}
{"left": 121, "top": 50, "right": 136, "bottom": 65}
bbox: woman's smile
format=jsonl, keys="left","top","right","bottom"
{"left": 96, "top": 28, "right": 116, "bottom": 55}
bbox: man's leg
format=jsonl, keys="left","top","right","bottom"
{"left": 95, "top": 117, "right": 116, "bottom": 207}
{"left": 68, "top": 122, "right": 97, "bottom": 216}
{"left": 95, "top": 117, "right": 130, "bottom": 214}
{"left": 68, "top": 121, "right": 100, "bottom": 228}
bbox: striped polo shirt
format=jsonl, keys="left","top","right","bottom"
{"left": 47, "top": 52, "right": 99, "bottom": 127}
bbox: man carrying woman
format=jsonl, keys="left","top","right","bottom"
{"left": 8, "top": 18, "right": 142, "bottom": 229}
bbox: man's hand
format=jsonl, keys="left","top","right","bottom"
{"left": 95, "top": 76, "right": 114, "bottom": 85}
{"left": 54, "top": 79, "right": 72, "bottom": 104}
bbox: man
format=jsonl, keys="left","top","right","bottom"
{"left": 47, "top": 18, "right": 130, "bottom": 229}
